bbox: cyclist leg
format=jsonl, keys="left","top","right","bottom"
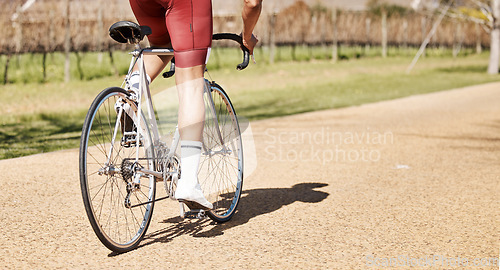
{"left": 174, "top": 70, "right": 213, "bottom": 210}
{"left": 167, "top": 0, "right": 213, "bottom": 210}
{"left": 175, "top": 66, "right": 205, "bottom": 141}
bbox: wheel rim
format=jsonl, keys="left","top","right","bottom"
{"left": 81, "top": 90, "right": 155, "bottom": 249}
{"left": 200, "top": 84, "right": 243, "bottom": 220}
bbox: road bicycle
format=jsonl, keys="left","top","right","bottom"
{"left": 79, "top": 21, "right": 248, "bottom": 253}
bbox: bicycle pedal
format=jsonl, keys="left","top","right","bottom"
{"left": 121, "top": 133, "right": 143, "bottom": 148}
{"left": 184, "top": 210, "right": 207, "bottom": 219}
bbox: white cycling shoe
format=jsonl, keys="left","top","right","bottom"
{"left": 175, "top": 181, "right": 213, "bottom": 210}
{"left": 176, "top": 141, "right": 213, "bottom": 210}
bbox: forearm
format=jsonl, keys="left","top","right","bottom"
{"left": 242, "top": 0, "right": 262, "bottom": 39}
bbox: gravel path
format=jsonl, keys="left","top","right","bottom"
{"left": 1, "top": 83, "right": 498, "bottom": 269}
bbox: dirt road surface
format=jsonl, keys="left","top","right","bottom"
{"left": 1, "top": 83, "right": 498, "bottom": 269}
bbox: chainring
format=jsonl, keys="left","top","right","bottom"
{"left": 164, "top": 155, "right": 180, "bottom": 199}
{"left": 154, "top": 143, "right": 181, "bottom": 199}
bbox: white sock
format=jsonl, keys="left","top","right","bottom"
{"left": 179, "top": 140, "right": 202, "bottom": 185}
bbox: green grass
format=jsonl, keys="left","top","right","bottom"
{"left": 0, "top": 111, "right": 86, "bottom": 159}
{"left": 0, "top": 52, "right": 129, "bottom": 84}
{"left": 211, "top": 52, "right": 500, "bottom": 120}
{"left": 1, "top": 47, "right": 499, "bottom": 159}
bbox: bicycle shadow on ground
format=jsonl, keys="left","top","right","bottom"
{"left": 137, "top": 182, "right": 329, "bottom": 249}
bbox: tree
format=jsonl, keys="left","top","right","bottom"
{"left": 490, "top": 0, "right": 500, "bottom": 73}
{"left": 366, "top": 0, "right": 409, "bottom": 58}
{"left": 441, "top": 0, "right": 500, "bottom": 74}
{"left": 64, "top": 0, "right": 71, "bottom": 82}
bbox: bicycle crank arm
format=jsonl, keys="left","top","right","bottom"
{"left": 136, "top": 167, "right": 163, "bottom": 179}
{"left": 204, "top": 148, "right": 232, "bottom": 156}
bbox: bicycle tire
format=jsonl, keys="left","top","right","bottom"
{"left": 79, "top": 87, "right": 156, "bottom": 253}
{"left": 200, "top": 81, "right": 244, "bottom": 222}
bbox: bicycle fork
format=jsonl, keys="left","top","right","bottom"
{"left": 203, "top": 80, "right": 228, "bottom": 153}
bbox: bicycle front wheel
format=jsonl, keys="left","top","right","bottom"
{"left": 79, "top": 87, "right": 156, "bottom": 253}
{"left": 201, "top": 81, "right": 244, "bottom": 222}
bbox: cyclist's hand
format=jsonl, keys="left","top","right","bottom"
{"left": 241, "top": 33, "right": 259, "bottom": 56}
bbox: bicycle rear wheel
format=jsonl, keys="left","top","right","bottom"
{"left": 79, "top": 87, "right": 155, "bottom": 253}
{"left": 200, "top": 81, "right": 243, "bottom": 222}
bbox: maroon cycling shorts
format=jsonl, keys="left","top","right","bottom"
{"left": 129, "top": 0, "right": 213, "bottom": 68}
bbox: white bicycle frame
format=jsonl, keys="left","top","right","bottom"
{"left": 112, "top": 45, "right": 227, "bottom": 182}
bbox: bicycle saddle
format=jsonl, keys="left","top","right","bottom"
{"left": 109, "top": 21, "right": 152, "bottom": 44}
